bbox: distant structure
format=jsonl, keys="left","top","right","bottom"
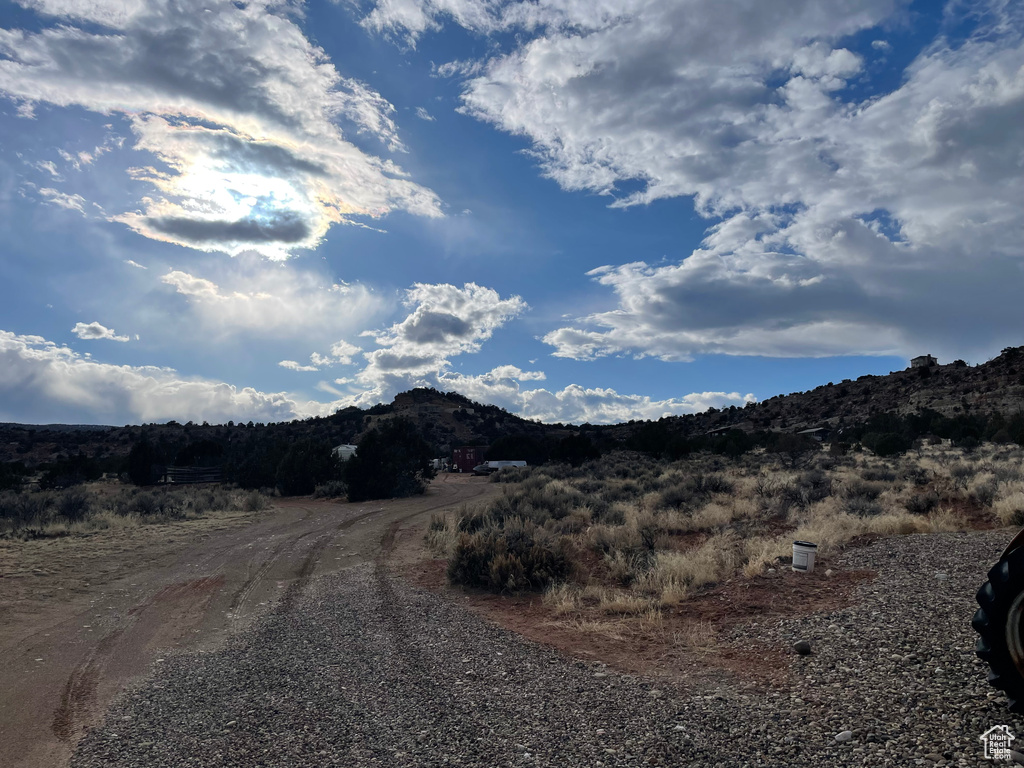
{"left": 797, "top": 427, "right": 830, "bottom": 442}
{"left": 451, "top": 446, "right": 486, "bottom": 473}
{"left": 333, "top": 444, "right": 358, "bottom": 461}
{"left": 164, "top": 466, "right": 222, "bottom": 484}
{"left": 911, "top": 354, "right": 938, "bottom": 369}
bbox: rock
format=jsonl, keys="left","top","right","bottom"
{"left": 835, "top": 730, "right": 854, "bottom": 743}
{"left": 793, "top": 640, "right": 812, "bottom": 655}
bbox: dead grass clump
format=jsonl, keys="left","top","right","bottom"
{"left": 426, "top": 511, "right": 461, "bottom": 556}
{"left": 637, "top": 533, "right": 741, "bottom": 601}
{"left": 993, "top": 489, "right": 1024, "bottom": 526}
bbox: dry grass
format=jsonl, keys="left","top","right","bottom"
{"left": 443, "top": 442, "right": 1012, "bottom": 611}
{"left": 425, "top": 510, "right": 461, "bottom": 557}
{"left": 671, "top": 620, "right": 717, "bottom": 653}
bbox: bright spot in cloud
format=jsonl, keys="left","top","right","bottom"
{"left": 0, "top": 0, "right": 443, "bottom": 259}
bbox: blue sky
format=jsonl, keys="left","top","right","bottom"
{"left": 0, "top": 0, "right": 1022, "bottom": 425}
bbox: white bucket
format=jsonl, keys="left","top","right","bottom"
{"left": 792, "top": 540, "right": 818, "bottom": 573}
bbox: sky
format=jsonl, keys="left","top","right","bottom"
{"left": 0, "top": 0, "right": 1021, "bottom": 426}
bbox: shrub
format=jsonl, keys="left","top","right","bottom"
{"left": 861, "top": 467, "right": 897, "bottom": 482}
{"left": 447, "top": 521, "right": 571, "bottom": 592}
{"left": 795, "top": 469, "right": 833, "bottom": 504}
{"left": 0, "top": 490, "right": 47, "bottom": 527}
{"left": 842, "top": 479, "right": 885, "bottom": 501}
{"left": 845, "top": 496, "right": 883, "bottom": 517}
{"left": 56, "top": 487, "right": 91, "bottom": 522}
{"left": 313, "top": 480, "right": 348, "bottom": 499}
{"left": 970, "top": 480, "right": 999, "bottom": 508}
{"left": 126, "top": 491, "right": 159, "bottom": 516}
{"left": 240, "top": 490, "right": 270, "bottom": 512}
{"left": 904, "top": 491, "right": 939, "bottom": 515}
{"left": 949, "top": 462, "right": 976, "bottom": 490}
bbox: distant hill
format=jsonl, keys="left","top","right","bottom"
{"left": 2, "top": 346, "right": 1023, "bottom": 470}
{"left": 654, "top": 346, "right": 1024, "bottom": 438}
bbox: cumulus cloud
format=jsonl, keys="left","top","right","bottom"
{"left": 281, "top": 339, "right": 363, "bottom": 372}
{"left": 363, "top": 0, "right": 1024, "bottom": 363}
{"left": 72, "top": 321, "right": 130, "bottom": 342}
{"left": 320, "top": 281, "right": 526, "bottom": 401}
{"left": 308, "top": 280, "right": 753, "bottom": 423}
{"left": 160, "top": 262, "right": 386, "bottom": 340}
{"left": 365, "top": 281, "right": 527, "bottom": 361}
{"left": 436, "top": 366, "right": 755, "bottom": 423}
{"left": 0, "top": 329, "right": 321, "bottom": 424}
{"left": 415, "top": 106, "right": 436, "bottom": 121}
{"left": 0, "top": 0, "right": 442, "bottom": 258}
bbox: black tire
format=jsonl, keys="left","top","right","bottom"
{"left": 974, "top": 547, "right": 1024, "bottom": 712}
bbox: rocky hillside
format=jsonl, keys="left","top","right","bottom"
{"left": 3, "top": 346, "right": 1024, "bottom": 469}
{"left": 670, "top": 345, "right": 1024, "bottom": 438}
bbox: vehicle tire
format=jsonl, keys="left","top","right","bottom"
{"left": 974, "top": 547, "right": 1024, "bottom": 712}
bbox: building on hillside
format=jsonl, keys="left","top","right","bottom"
{"left": 164, "top": 466, "right": 223, "bottom": 484}
{"left": 911, "top": 354, "right": 938, "bottom": 368}
{"left": 333, "top": 444, "right": 358, "bottom": 461}
{"left": 797, "top": 427, "right": 830, "bottom": 442}
{"left": 451, "top": 446, "right": 486, "bottom": 473}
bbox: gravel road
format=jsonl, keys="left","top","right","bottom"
{"left": 72, "top": 529, "right": 1024, "bottom": 768}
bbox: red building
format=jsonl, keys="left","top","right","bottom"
{"left": 451, "top": 446, "right": 486, "bottom": 473}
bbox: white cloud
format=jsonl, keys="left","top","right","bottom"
{"left": 316, "top": 281, "right": 527, "bottom": 402}
{"left": 314, "top": 280, "right": 753, "bottom": 423}
{"left": 0, "top": 329, "right": 320, "bottom": 424}
{"left": 124, "top": 259, "right": 147, "bottom": 270}
{"left": 0, "top": 0, "right": 442, "bottom": 258}
{"left": 160, "top": 263, "right": 386, "bottom": 340}
{"left": 358, "top": 0, "right": 504, "bottom": 43}
{"left": 72, "top": 321, "right": 130, "bottom": 343}
{"left": 415, "top": 106, "right": 436, "bottom": 121}
{"left": 38, "top": 187, "right": 87, "bottom": 214}
{"left": 281, "top": 340, "right": 363, "bottom": 372}
{"left": 365, "top": 281, "right": 527, "bottom": 363}
{"left": 329, "top": 340, "right": 362, "bottom": 364}
{"left": 35, "top": 159, "right": 60, "bottom": 178}
{"left": 372, "top": 0, "right": 1024, "bottom": 362}
{"left": 278, "top": 360, "right": 320, "bottom": 372}
{"left": 437, "top": 364, "right": 755, "bottom": 423}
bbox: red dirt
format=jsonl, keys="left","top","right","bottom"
{"left": 403, "top": 544, "right": 876, "bottom": 690}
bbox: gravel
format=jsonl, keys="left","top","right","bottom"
{"left": 72, "top": 529, "right": 1024, "bottom": 767}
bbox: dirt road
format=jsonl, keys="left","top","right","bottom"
{"left": 0, "top": 474, "right": 496, "bottom": 768}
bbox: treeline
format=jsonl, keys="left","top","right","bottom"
{"left": 126, "top": 417, "right": 436, "bottom": 500}
{"left": 839, "top": 408, "right": 1024, "bottom": 456}
{"left": 0, "top": 415, "right": 436, "bottom": 503}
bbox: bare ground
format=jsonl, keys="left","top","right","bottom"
{"left": 0, "top": 474, "right": 498, "bottom": 768}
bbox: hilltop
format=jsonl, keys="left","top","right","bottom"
{"left": 645, "top": 345, "right": 1024, "bottom": 438}
{"left": 2, "top": 345, "right": 1023, "bottom": 474}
